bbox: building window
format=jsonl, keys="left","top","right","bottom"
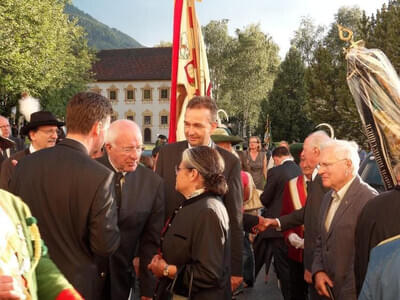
{"left": 144, "top": 116, "right": 151, "bottom": 125}
{"left": 144, "top": 128, "right": 152, "bottom": 143}
{"left": 142, "top": 88, "right": 152, "bottom": 102}
{"left": 109, "top": 90, "right": 117, "bottom": 100}
{"left": 159, "top": 109, "right": 169, "bottom": 129}
{"left": 125, "top": 86, "right": 135, "bottom": 103}
{"left": 161, "top": 88, "right": 169, "bottom": 99}
{"left": 125, "top": 110, "right": 135, "bottom": 121}
{"left": 161, "top": 115, "right": 168, "bottom": 125}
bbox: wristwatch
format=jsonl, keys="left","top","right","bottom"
{"left": 163, "top": 264, "right": 169, "bottom": 277}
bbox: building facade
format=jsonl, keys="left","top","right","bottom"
{"left": 88, "top": 47, "right": 172, "bottom": 144}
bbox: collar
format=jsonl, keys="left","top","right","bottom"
{"left": 29, "top": 144, "right": 37, "bottom": 154}
{"left": 187, "top": 188, "right": 205, "bottom": 199}
{"left": 58, "top": 138, "right": 88, "bottom": 155}
{"left": 107, "top": 155, "right": 127, "bottom": 176}
{"left": 281, "top": 158, "right": 293, "bottom": 165}
{"left": 333, "top": 176, "right": 356, "bottom": 201}
{"left": 188, "top": 139, "right": 213, "bottom": 149}
{"left": 312, "top": 166, "right": 319, "bottom": 181}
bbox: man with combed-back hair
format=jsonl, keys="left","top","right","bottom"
{"left": 155, "top": 96, "right": 244, "bottom": 294}
{"left": 312, "top": 139, "right": 377, "bottom": 300}
{"left": 10, "top": 92, "right": 120, "bottom": 300}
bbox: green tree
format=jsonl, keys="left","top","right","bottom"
{"left": 267, "top": 47, "right": 313, "bottom": 142}
{"left": 219, "top": 24, "right": 280, "bottom": 137}
{"left": 291, "top": 16, "right": 325, "bottom": 65}
{"left": 305, "top": 6, "right": 367, "bottom": 145}
{"left": 0, "top": 0, "right": 94, "bottom": 117}
{"left": 203, "top": 20, "right": 232, "bottom": 102}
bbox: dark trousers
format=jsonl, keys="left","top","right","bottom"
{"left": 288, "top": 259, "right": 307, "bottom": 300}
{"left": 253, "top": 237, "right": 291, "bottom": 300}
{"left": 242, "top": 232, "right": 255, "bottom": 286}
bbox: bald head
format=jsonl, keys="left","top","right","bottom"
{"left": 105, "top": 120, "right": 143, "bottom": 172}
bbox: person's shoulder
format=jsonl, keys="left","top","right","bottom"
{"left": 136, "top": 164, "right": 162, "bottom": 182}
{"left": 159, "top": 141, "right": 187, "bottom": 154}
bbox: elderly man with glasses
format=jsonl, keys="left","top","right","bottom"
{"left": 312, "top": 140, "right": 377, "bottom": 300}
{"left": 0, "top": 111, "right": 64, "bottom": 190}
{"left": 96, "top": 119, "right": 164, "bottom": 300}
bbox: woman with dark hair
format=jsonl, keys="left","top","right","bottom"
{"left": 148, "top": 146, "right": 231, "bottom": 300}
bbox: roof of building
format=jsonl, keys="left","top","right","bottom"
{"left": 92, "top": 47, "right": 172, "bottom": 81}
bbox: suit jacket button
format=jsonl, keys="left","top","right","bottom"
{"left": 100, "top": 272, "right": 106, "bottom": 278}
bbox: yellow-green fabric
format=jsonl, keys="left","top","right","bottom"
{"left": 0, "top": 189, "right": 72, "bottom": 300}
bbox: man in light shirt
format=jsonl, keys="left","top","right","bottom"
{"left": 312, "top": 140, "right": 377, "bottom": 300}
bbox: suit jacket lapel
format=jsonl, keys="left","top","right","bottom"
{"left": 327, "top": 177, "right": 360, "bottom": 237}
{"left": 321, "top": 190, "right": 334, "bottom": 238}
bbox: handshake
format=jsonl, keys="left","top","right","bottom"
{"left": 252, "top": 217, "right": 279, "bottom": 233}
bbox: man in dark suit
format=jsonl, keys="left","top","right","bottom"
{"left": 155, "top": 96, "right": 243, "bottom": 292}
{"left": 97, "top": 120, "right": 164, "bottom": 300}
{"left": 0, "top": 111, "right": 64, "bottom": 190}
{"left": 10, "top": 92, "right": 120, "bottom": 300}
{"left": 0, "top": 115, "right": 25, "bottom": 165}
{"left": 253, "top": 146, "right": 301, "bottom": 300}
{"left": 258, "top": 130, "right": 331, "bottom": 300}
{"left": 354, "top": 162, "right": 400, "bottom": 295}
{"left": 312, "top": 140, "right": 377, "bottom": 300}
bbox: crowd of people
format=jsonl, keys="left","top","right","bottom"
{"left": 0, "top": 92, "right": 398, "bottom": 300}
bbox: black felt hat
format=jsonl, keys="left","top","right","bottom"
{"left": 21, "top": 111, "right": 64, "bottom": 135}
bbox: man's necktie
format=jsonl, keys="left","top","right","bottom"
{"left": 115, "top": 172, "right": 124, "bottom": 209}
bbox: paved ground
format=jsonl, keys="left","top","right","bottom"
{"left": 236, "top": 266, "right": 284, "bottom": 300}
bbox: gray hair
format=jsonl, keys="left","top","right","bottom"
{"left": 306, "top": 130, "right": 331, "bottom": 150}
{"left": 321, "top": 139, "right": 360, "bottom": 175}
{"left": 181, "top": 146, "right": 227, "bottom": 195}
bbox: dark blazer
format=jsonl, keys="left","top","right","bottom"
{"left": 260, "top": 160, "right": 302, "bottom": 238}
{"left": 10, "top": 138, "right": 120, "bottom": 300}
{"left": 311, "top": 176, "right": 377, "bottom": 300}
{"left": 156, "top": 192, "right": 231, "bottom": 300}
{"left": 279, "top": 174, "right": 330, "bottom": 270}
{"left": 97, "top": 155, "right": 165, "bottom": 299}
{"left": 354, "top": 185, "right": 400, "bottom": 295}
{"left": 0, "top": 148, "right": 30, "bottom": 191}
{"left": 155, "top": 141, "right": 244, "bottom": 276}
{"left": 0, "top": 136, "right": 25, "bottom": 169}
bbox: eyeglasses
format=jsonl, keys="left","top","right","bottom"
{"left": 175, "top": 165, "right": 194, "bottom": 175}
{"left": 118, "top": 146, "right": 143, "bottom": 154}
{"left": 319, "top": 158, "right": 348, "bottom": 169}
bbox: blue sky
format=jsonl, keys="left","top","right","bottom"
{"left": 73, "top": 0, "right": 387, "bottom": 58}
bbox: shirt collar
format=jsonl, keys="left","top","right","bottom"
{"left": 29, "top": 144, "right": 37, "bottom": 154}
{"left": 333, "top": 175, "right": 356, "bottom": 201}
{"left": 280, "top": 157, "right": 293, "bottom": 165}
{"left": 312, "top": 166, "right": 319, "bottom": 181}
{"left": 187, "top": 188, "right": 205, "bottom": 199}
{"left": 108, "top": 155, "right": 127, "bottom": 176}
{"left": 187, "top": 138, "right": 212, "bottom": 149}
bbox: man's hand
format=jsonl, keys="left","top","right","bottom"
{"left": 304, "top": 269, "right": 312, "bottom": 284}
{"left": 0, "top": 275, "right": 25, "bottom": 300}
{"left": 314, "top": 271, "right": 334, "bottom": 298}
{"left": 288, "top": 233, "right": 304, "bottom": 249}
{"left": 230, "top": 276, "right": 243, "bottom": 292}
{"left": 147, "top": 254, "right": 166, "bottom": 278}
{"left": 253, "top": 217, "right": 278, "bottom": 233}
{"left": 132, "top": 257, "right": 140, "bottom": 278}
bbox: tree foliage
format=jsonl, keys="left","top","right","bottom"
{"left": 266, "top": 47, "right": 313, "bottom": 142}
{"left": 203, "top": 22, "right": 280, "bottom": 136}
{"left": 0, "top": 0, "right": 94, "bottom": 117}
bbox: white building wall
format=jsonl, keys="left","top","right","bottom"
{"left": 88, "top": 80, "right": 171, "bottom": 144}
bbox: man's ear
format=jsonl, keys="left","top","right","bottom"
{"left": 89, "top": 121, "right": 102, "bottom": 137}
{"left": 210, "top": 121, "right": 218, "bottom": 133}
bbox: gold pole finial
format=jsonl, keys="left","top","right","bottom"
{"left": 337, "top": 24, "right": 354, "bottom": 43}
